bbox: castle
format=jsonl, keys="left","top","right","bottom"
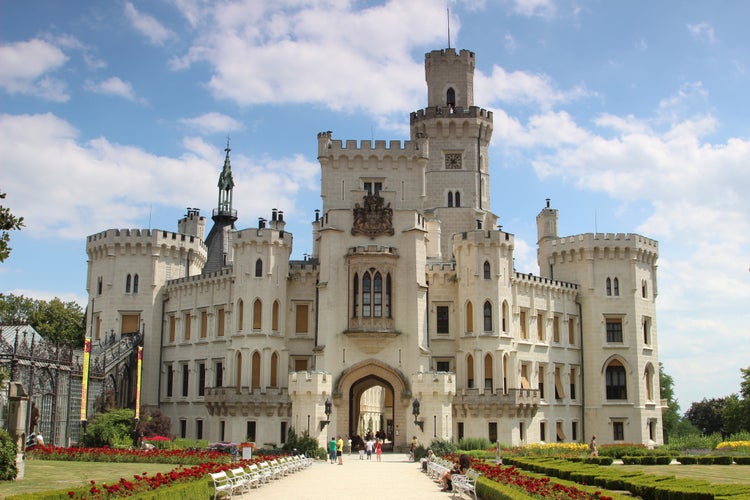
{"left": 85, "top": 48, "right": 663, "bottom": 449}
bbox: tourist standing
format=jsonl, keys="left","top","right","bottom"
{"left": 375, "top": 438, "right": 382, "bottom": 462}
{"left": 365, "top": 437, "right": 374, "bottom": 460}
{"left": 337, "top": 435, "right": 344, "bottom": 465}
{"left": 329, "top": 437, "right": 337, "bottom": 464}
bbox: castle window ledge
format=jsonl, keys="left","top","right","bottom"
{"left": 642, "top": 346, "right": 653, "bottom": 353}
{"left": 480, "top": 332, "right": 498, "bottom": 337}
{"left": 430, "top": 335, "right": 456, "bottom": 341}
{"left": 603, "top": 401, "right": 632, "bottom": 406}
{"left": 500, "top": 333, "right": 513, "bottom": 339}
{"left": 604, "top": 344, "right": 629, "bottom": 349}
{"left": 347, "top": 317, "right": 396, "bottom": 331}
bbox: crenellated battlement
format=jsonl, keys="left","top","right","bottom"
{"left": 317, "top": 132, "right": 428, "bottom": 160}
{"left": 166, "top": 266, "right": 233, "bottom": 288}
{"left": 513, "top": 271, "right": 579, "bottom": 290}
{"left": 452, "top": 229, "right": 514, "bottom": 248}
{"left": 410, "top": 105, "right": 493, "bottom": 123}
{"left": 424, "top": 48, "right": 475, "bottom": 68}
{"left": 234, "top": 227, "right": 293, "bottom": 247}
{"left": 86, "top": 228, "right": 207, "bottom": 258}
{"left": 545, "top": 232, "right": 659, "bottom": 258}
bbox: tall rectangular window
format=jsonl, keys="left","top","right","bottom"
{"left": 217, "top": 308, "right": 225, "bottom": 336}
{"left": 436, "top": 306, "right": 449, "bottom": 334}
{"left": 220, "top": 421, "right": 225, "bottom": 442}
{"left": 520, "top": 311, "right": 527, "bottom": 339}
{"left": 457, "top": 422, "right": 464, "bottom": 442}
{"left": 568, "top": 318, "right": 575, "bottom": 345}
{"left": 182, "top": 364, "right": 189, "bottom": 397}
{"left": 537, "top": 313, "right": 544, "bottom": 341}
{"left": 294, "top": 358, "right": 308, "bottom": 371}
{"left": 215, "top": 361, "right": 223, "bottom": 387}
{"left": 179, "top": 419, "right": 186, "bottom": 439}
{"left": 613, "top": 421, "right": 625, "bottom": 441}
{"left": 554, "top": 366, "right": 565, "bottom": 400}
{"left": 569, "top": 367, "right": 577, "bottom": 400}
{"left": 200, "top": 311, "right": 208, "bottom": 338}
{"left": 538, "top": 365, "right": 545, "bottom": 399}
{"left": 247, "top": 421, "right": 257, "bottom": 442}
{"left": 572, "top": 421, "right": 578, "bottom": 441}
{"left": 280, "top": 422, "right": 288, "bottom": 444}
{"left": 540, "top": 422, "right": 546, "bottom": 442}
{"left": 606, "top": 318, "right": 623, "bottom": 343}
{"left": 184, "top": 312, "right": 191, "bottom": 340}
{"left": 519, "top": 422, "right": 526, "bottom": 442}
{"left": 295, "top": 304, "right": 309, "bottom": 334}
{"left": 196, "top": 420, "right": 203, "bottom": 440}
{"left": 198, "top": 363, "right": 205, "bottom": 396}
{"left": 169, "top": 315, "right": 176, "bottom": 342}
{"left": 553, "top": 316, "right": 560, "bottom": 343}
{"left": 166, "top": 365, "right": 173, "bottom": 397}
{"left": 488, "top": 422, "right": 497, "bottom": 443}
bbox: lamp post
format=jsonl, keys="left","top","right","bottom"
{"left": 412, "top": 398, "right": 424, "bottom": 431}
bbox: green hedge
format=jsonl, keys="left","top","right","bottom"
{"left": 505, "top": 456, "right": 727, "bottom": 500}
{"left": 6, "top": 476, "right": 211, "bottom": 500}
{"left": 476, "top": 477, "right": 536, "bottom": 500}
{"left": 734, "top": 456, "right": 750, "bottom": 465}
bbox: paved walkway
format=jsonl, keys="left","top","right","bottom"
{"left": 237, "top": 453, "right": 454, "bottom": 499}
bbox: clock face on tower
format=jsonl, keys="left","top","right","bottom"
{"left": 445, "top": 153, "right": 463, "bottom": 169}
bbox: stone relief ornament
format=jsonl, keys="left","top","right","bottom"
{"left": 352, "top": 193, "right": 394, "bottom": 238}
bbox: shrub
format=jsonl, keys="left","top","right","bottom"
{"left": 0, "top": 428, "right": 17, "bottom": 480}
{"left": 734, "top": 456, "right": 750, "bottom": 465}
{"left": 429, "top": 437, "right": 457, "bottom": 457}
{"left": 458, "top": 436, "right": 493, "bottom": 451}
{"left": 712, "top": 455, "right": 734, "bottom": 465}
{"left": 282, "top": 428, "right": 319, "bottom": 457}
{"left": 84, "top": 408, "right": 137, "bottom": 448}
{"left": 414, "top": 445, "right": 428, "bottom": 461}
{"left": 665, "top": 433, "right": 722, "bottom": 453}
{"left": 678, "top": 455, "right": 697, "bottom": 464}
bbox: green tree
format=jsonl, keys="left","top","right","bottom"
{"left": 659, "top": 362, "right": 681, "bottom": 443}
{"left": 0, "top": 191, "right": 24, "bottom": 263}
{"left": 0, "top": 294, "right": 85, "bottom": 347}
{"left": 721, "top": 393, "right": 748, "bottom": 436}
{"left": 740, "top": 366, "right": 750, "bottom": 400}
{"left": 684, "top": 397, "right": 726, "bottom": 436}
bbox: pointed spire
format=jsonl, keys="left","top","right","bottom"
{"left": 217, "top": 138, "right": 235, "bottom": 216}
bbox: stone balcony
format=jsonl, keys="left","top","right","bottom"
{"left": 204, "top": 386, "right": 291, "bottom": 418}
{"left": 452, "top": 388, "right": 540, "bottom": 418}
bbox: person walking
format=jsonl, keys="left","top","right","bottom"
{"left": 346, "top": 435, "right": 352, "bottom": 456}
{"left": 365, "top": 437, "right": 374, "bottom": 460}
{"left": 375, "top": 438, "right": 382, "bottom": 462}
{"left": 589, "top": 435, "right": 598, "bottom": 457}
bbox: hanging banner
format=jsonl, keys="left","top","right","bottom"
{"left": 134, "top": 346, "right": 143, "bottom": 420}
{"left": 80, "top": 338, "right": 91, "bottom": 421}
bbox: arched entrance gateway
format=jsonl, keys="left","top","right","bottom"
{"left": 334, "top": 360, "right": 411, "bottom": 452}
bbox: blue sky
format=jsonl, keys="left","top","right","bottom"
{"left": 1, "top": 0, "right": 749, "bottom": 414}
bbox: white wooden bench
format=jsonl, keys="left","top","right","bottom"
{"left": 451, "top": 468, "right": 480, "bottom": 500}
{"left": 209, "top": 471, "right": 242, "bottom": 499}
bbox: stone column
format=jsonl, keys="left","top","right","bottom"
{"left": 7, "top": 382, "right": 29, "bottom": 480}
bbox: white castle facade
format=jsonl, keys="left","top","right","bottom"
{"left": 85, "top": 48, "right": 663, "bottom": 450}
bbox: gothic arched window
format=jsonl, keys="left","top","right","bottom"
{"left": 447, "top": 87, "right": 455, "bottom": 108}
{"left": 447, "top": 191, "right": 454, "bottom": 207}
{"left": 483, "top": 301, "right": 493, "bottom": 332}
{"left": 255, "top": 258, "right": 263, "bottom": 277}
{"left": 125, "top": 274, "right": 131, "bottom": 293}
{"left": 133, "top": 274, "right": 139, "bottom": 294}
{"left": 606, "top": 360, "right": 627, "bottom": 400}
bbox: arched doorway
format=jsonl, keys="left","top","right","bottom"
{"left": 349, "top": 375, "right": 394, "bottom": 450}
{"left": 334, "top": 359, "right": 411, "bottom": 452}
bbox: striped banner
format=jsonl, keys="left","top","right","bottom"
{"left": 80, "top": 338, "right": 91, "bottom": 421}
{"left": 134, "top": 346, "right": 143, "bottom": 420}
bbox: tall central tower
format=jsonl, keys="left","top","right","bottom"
{"left": 410, "top": 49, "right": 494, "bottom": 259}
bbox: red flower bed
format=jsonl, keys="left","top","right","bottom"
{"left": 445, "top": 454, "right": 612, "bottom": 500}
{"left": 27, "top": 445, "right": 227, "bottom": 465}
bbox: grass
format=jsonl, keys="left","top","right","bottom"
{"left": 0, "top": 460, "right": 178, "bottom": 497}
{"left": 618, "top": 463, "right": 750, "bottom": 484}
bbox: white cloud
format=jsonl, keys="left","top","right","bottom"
{"left": 508, "top": 0, "right": 556, "bottom": 18}
{"left": 84, "top": 76, "right": 144, "bottom": 103}
{"left": 0, "top": 39, "right": 69, "bottom": 101}
{"left": 476, "top": 65, "right": 591, "bottom": 110}
{"left": 124, "top": 2, "right": 177, "bottom": 46}
{"left": 0, "top": 113, "right": 318, "bottom": 240}
{"left": 687, "top": 22, "right": 716, "bottom": 44}
{"left": 169, "top": 0, "right": 447, "bottom": 116}
{"left": 179, "top": 112, "right": 244, "bottom": 134}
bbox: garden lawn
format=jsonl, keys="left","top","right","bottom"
{"left": 0, "top": 460, "right": 179, "bottom": 497}
{"left": 618, "top": 464, "right": 749, "bottom": 484}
